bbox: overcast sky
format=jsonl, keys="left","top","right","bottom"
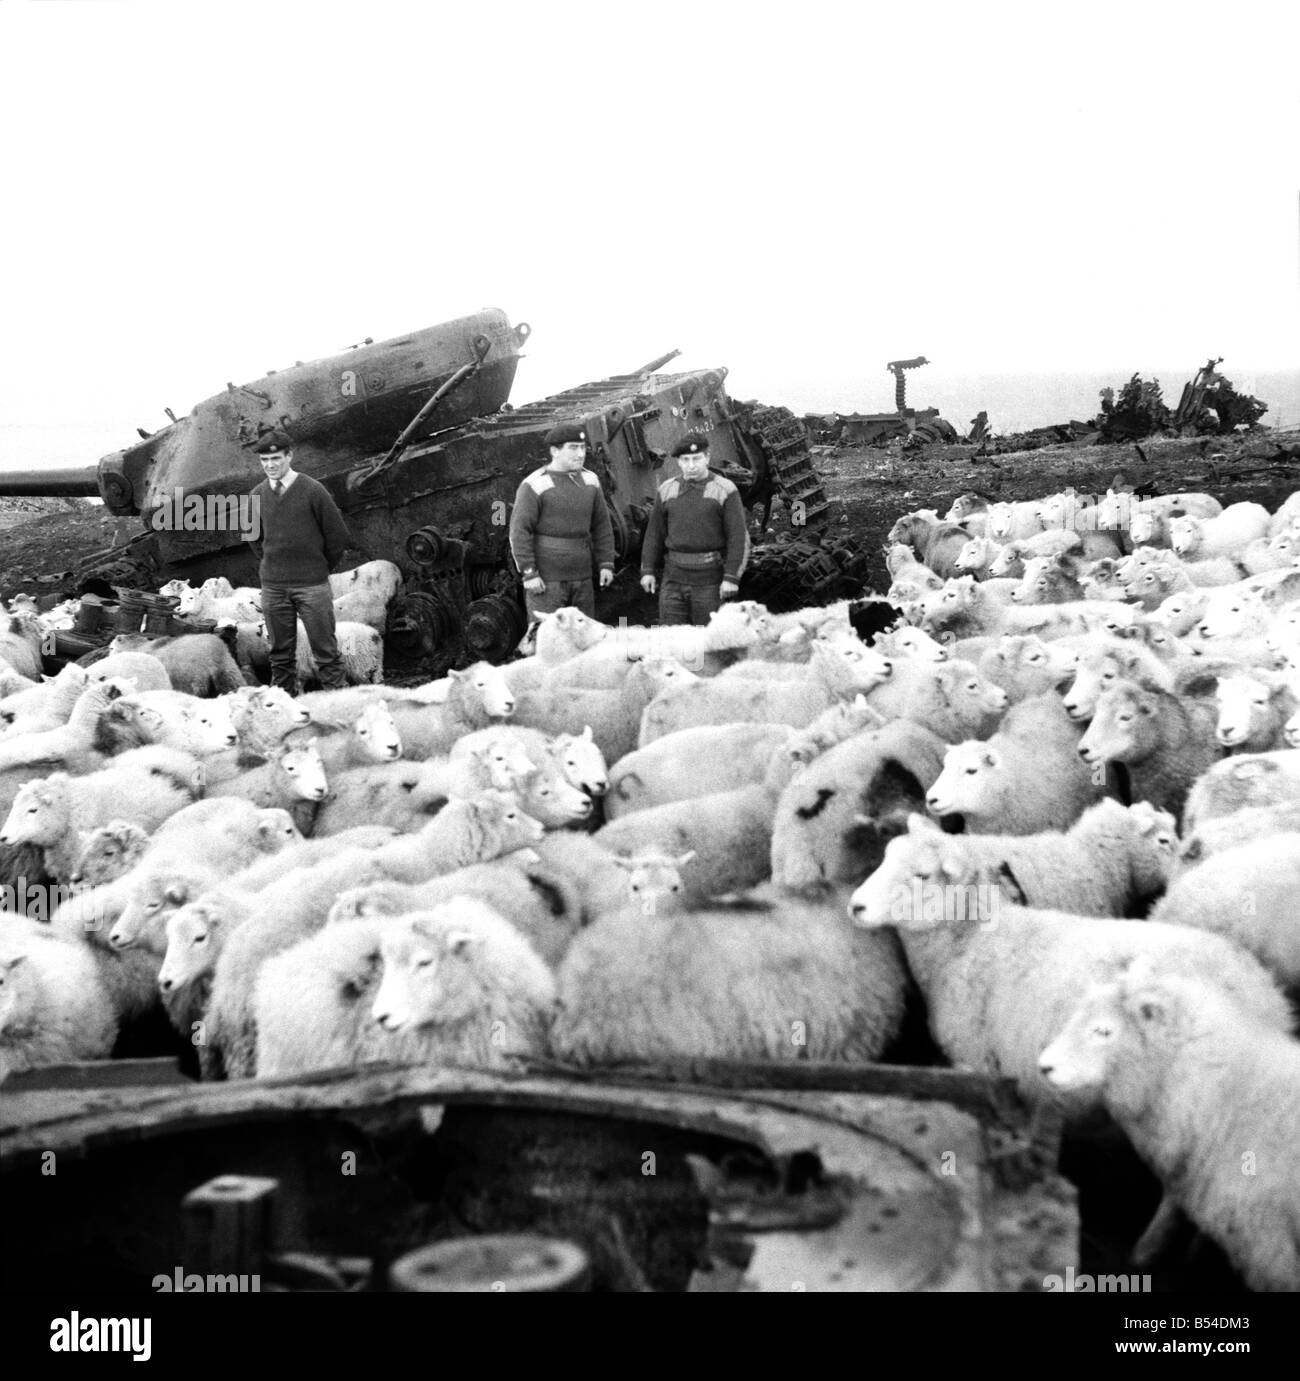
{"left": 1, "top": 0, "right": 1297, "bottom": 470}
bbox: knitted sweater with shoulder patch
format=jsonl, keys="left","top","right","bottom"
{"left": 641, "top": 471, "right": 750, "bottom": 584}
{"left": 509, "top": 465, "right": 616, "bottom": 581}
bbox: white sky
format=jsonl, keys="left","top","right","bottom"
{"left": 1, "top": 0, "right": 1297, "bottom": 469}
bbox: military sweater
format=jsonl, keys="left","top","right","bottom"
{"left": 640, "top": 471, "right": 750, "bottom": 585}
{"left": 248, "top": 473, "right": 353, "bottom": 586}
{"left": 509, "top": 465, "right": 616, "bottom": 582}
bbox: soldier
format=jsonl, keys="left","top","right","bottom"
{"left": 639, "top": 432, "right": 749, "bottom": 626}
{"left": 245, "top": 431, "right": 352, "bottom": 694}
{"left": 509, "top": 422, "right": 615, "bottom": 623}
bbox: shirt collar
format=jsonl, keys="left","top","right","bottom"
{"left": 269, "top": 468, "right": 298, "bottom": 492}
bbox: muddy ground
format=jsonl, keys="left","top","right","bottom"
{"left": 4, "top": 426, "right": 1300, "bottom": 614}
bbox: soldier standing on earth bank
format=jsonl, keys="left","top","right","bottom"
{"left": 245, "top": 431, "right": 353, "bottom": 695}
{"left": 640, "top": 432, "right": 749, "bottom": 626}
{"left": 509, "top": 422, "right": 615, "bottom": 624}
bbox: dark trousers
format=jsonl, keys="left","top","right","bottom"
{"left": 524, "top": 578, "right": 596, "bottom": 624}
{"left": 262, "top": 581, "right": 346, "bottom": 692}
{"left": 659, "top": 580, "right": 721, "bottom": 627}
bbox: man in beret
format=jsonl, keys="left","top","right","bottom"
{"left": 640, "top": 431, "right": 749, "bottom": 626}
{"left": 509, "top": 422, "right": 615, "bottom": 623}
{"left": 244, "top": 431, "right": 353, "bottom": 694}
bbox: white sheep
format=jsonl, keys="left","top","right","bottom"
{"left": 381, "top": 663, "right": 515, "bottom": 759}
{"left": 69, "top": 819, "right": 150, "bottom": 886}
{"left": 605, "top": 723, "right": 794, "bottom": 819}
{"left": 926, "top": 693, "right": 1107, "bottom": 833}
{"left": 1214, "top": 671, "right": 1300, "bottom": 752}
{"left": 0, "top": 662, "right": 90, "bottom": 737}
{"left": 975, "top": 635, "right": 1077, "bottom": 706}
{"left": 109, "top": 632, "right": 246, "bottom": 697}
{"left": 850, "top": 883, "right": 1290, "bottom": 1105}
{"left": 329, "top": 559, "right": 403, "bottom": 632}
{"left": 106, "top": 690, "right": 240, "bottom": 757}
{"left": 557, "top": 601, "right": 777, "bottom": 680}
{"left": 638, "top": 637, "right": 893, "bottom": 744}
{"left": 1058, "top": 633, "right": 1177, "bottom": 723}
{"left": 1147, "top": 834, "right": 1300, "bottom": 988}
{"left": 86, "top": 651, "right": 172, "bottom": 693}
{"left": 1181, "top": 750, "right": 1300, "bottom": 834}
{"left": 0, "top": 676, "right": 138, "bottom": 774}
{"left": 361, "top": 790, "right": 547, "bottom": 883}
{"left": 272, "top": 618, "right": 383, "bottom": 686}
{"left": 0, "top": 922, "right": 118, "bottom": 1080}
{"left": 172, "top": 581, "right": 262, "bottom": 623}
{"left": 221, "top": 684, "right": 312, "bottom": 757}
{"left": 1169, "top": 503, "right": 1270, "bottom": 561}
{"left": 1038, "top": 969, "right": 1300, "bottom": 1290}
{"left": 278, "top": 701, "right": 402, "bottom": 774}
{"left": 0, "top": 746, "right": 200, "bottom": 881}
{"left": 863, "top": 656, "right": 1009, "bottom": 743}
{"left": 0, "top": 612, "right": 44, "bottom": 680}
{"left": 852, "top": 801, "right": 1177, "bottom": 922}
{"left": 203, "top": 739, "right": 328, "bottom": 814}
{"left": 784, "top": 695, "right": 886, "bottom": 770}
{"left": 550, "top": 882, "right": 907, "bottom": 1065}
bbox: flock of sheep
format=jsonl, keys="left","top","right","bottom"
{"left": 1, "top": 487, "right": 1299, "bottom": 1292}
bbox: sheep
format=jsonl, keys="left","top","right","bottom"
{"left": 365, "top": 900, "right": 556, "bottom": 1068}
{"left": 986, "top": 529, "right": 1082, "bottom": 578}
{"left": 1172, "top": 800, "right": 1300, "bottom": 879}
{"left": 171, "top": 581, "right": 262, "bottom": 624}
{"left": 605, "top": 723, "right": 794, "bottom": 819}
{"left": 944, "top": 492, "right": 990, "bottom": 533}
{"left": 0, "top": 676, "right": 137, "bottom": 774}
{"left": 550, "top": 882, "right": 907, "bottom": 1066}
{"left": 202, "top": 739, "right": 328, "bottom": 827}
{"left": 516, "top": 657, "right": 697, "bottom": 765}
{"left": 278, "top": 701, "right": 402, "bottom": 774}
{"left": 1169, "top": 502, "right": 1270, "bottom": 561}
{"left": 638, "top": 637, "right": 893, "bottom": 745}
{"left": 329, "top": 559, "right": 403, "bottom": 632}
{"left": 0, "top": 923, "right": 118, "bottom": 1080}
{"left": 109, "top": 632, "right": 246, "bottom": 696}
{"left": 1147, "top": 835, "right": 1300, "bottom": 988}
{"left": 918, "top": 575, "right": 1129, "bottom": 642}
{"left": 861, "top": 657, "right": 1009, "bottom": 742}
{"left": 850, "top": 884, "right": 1290, "bottom": 1106}
{"left": 359, "top": 791, "right": 547, "bottom": 884}
{"left": 1147, "top": 589, "right": 1211, "bottom": 637}
{"left": 850, "top": 800, "right": 1177, "bottom": 924}
{"left": 1181, "top": 751, "right": 1300, "bottom": 833}
{"left": 1009, "top": 554, "right": 1086, "bottom": 605}
{"left": 1058, "top": 634, "right": 1176, "bottom": 723}
{"left": 985, "top": 500, "right": 1045, "bottom": 543}
{"left": 770, "top": 718, "right": 949, "bottom": 896}
{"left": 448, "top": 724, "right": 608, "bottom": 799}
{"left": 1077, "top": 679, "right": 1221, "bottom": 823}
{"left": 285, "top": 618, "right": 384, "bottom": 687}
{"left": 0, "top": 613, "right": 44, "bottom": 681}
{"left": 1077, "top": 557, "right": 1130, "bottom": 603}
{"left": 0, "top": 666, "right": 37, "bottom": 699}
{"left": 926, "top": 693, "right": 1107, "bottom": 833}
{"left": 0, "top": 747, "right": 200, "bottom": 881}
{"left": 0, "top": 663, "right": 91, "bottom": 738}
{"left": 785, "top": 695, "right": 888, "bottom": 769}
{"left": 952, "top": 535, "right": 1004, "bottom": 579}
{"left": 307, "top": 759, "right": 445, "bottom": 837}
{"left": 975, "top": 635, "right": 1077, "bottom": 705}
{"left": 69, "top": 819, "right": 149, "bottom": 887}
{"left": 886, "top": 513, "right": 974, "bottom": 579}
{"left": 379, "top": 662, "right": 515, "bottom": 760}
{"left": 1038, "top": 970, "right": 1300, "bottom": 1290}
{"left": 871, "top": 624, "right": 949, "bottom": 663}
{"left": 1213, "top": 670, "right": 1300, "bottom": 752}
{"left": 85, "top": 651, "right": 172, "bottom": 694}
{"left": 220, "top": 684, "right": 312, "bottom": 757}
{"left": 97, "top": 690, "right": 240, "bottom": 758}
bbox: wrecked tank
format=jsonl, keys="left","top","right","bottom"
{"left": 0, "top": 309, "right": 836, "bottom": 666}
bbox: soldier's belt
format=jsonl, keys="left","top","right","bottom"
{"left": 666, "top": 550, "right": 723, "bottom": 568}
{"left": 534, "top": 535, "right": 593, "bottom": 554}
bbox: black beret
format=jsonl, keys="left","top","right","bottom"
{"left": 252, "top": 429, "right": 293, "bottom": 455}
{"left": 544, "top": 422, "right": 587, "bottom": 447}
{"left": 671, "top": 431, "right": 711, "bottom": 458}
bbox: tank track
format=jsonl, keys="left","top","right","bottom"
{"left": 736, "top": 403, "right": 830, "bottom": 527}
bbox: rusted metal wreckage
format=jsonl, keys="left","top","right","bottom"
{"left": 0, "top": 1058, "right": 1076, "bottom": 1292}
{"left": 0, "top": 310, "right": 862, "bottom": 665}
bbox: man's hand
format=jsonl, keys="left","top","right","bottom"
{"left": 720, "top": 580, "right": 740, "bottom": 599}
{"left": 599, "top": 568, "right": 615, "bottom": 588}
{"left": 640, "top": 574, "right": 657, "bottom": 595}
{"left": 523, "top": 575, "right": 546, "bottom": 594}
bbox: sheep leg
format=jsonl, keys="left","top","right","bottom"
{"left": 1132, "top": 1193, "right": 1190, "bottom": 1266}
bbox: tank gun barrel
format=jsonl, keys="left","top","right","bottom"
{"left": 632, "top": 349, "right": 682, "bottom": 374}
{"left": 0, "top": 467, "right": 101, "bottom": 498}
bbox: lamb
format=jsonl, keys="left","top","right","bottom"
{"left": 850, "top": 884, "right": 1290, "bottom": 1106}
{"left": 638, "top": 637, "right": 893, "bottom": 744}
{"left": 605, "top": 723, "right": 794, "bottom": 819}
{"left": 0, "top": 922, "right": 118, "bottom": 1081}
{"left": 550, "top": 882, "right": 907, "bottom": 1065}
{"left": 0, "top": 612, "right": 44, "bottom": 681}
{"left": 0, "top": 746, "right": 201, "bottom": 881}
{"left": 1038, "top": 970, "right": 1300, "bottom": 1290}
{"left": 926, "top": 693, "right": 1107, "bottom": 833}
{"left": 1076, "top": 679, "right": 1221, "bottom": 823}
{"left": 975, "top": 635, "right": 1077, "bottom": 705}
{"left": 1147, "top": 835, "right": 1300, "bottom": 988}
{"left": 1169, "top": 502, "right": 1271, "bottom": 561}
{"left": 886, "top": 513, "right": 975, "bottom": 579}
{"left": 849, "top": 800, "right": 1177, "bottom": 925}
{"left": 109, "top": 632, "right": 246, "bottom": 696}
{"left": 770, "top": 718, "right": 949, "bottom": 895}
{"left": 1213, "top": 671, "right": 1300, "bottom": 752}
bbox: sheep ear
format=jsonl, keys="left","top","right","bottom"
{"left": 611, "top": 856, "right": 636, "bottom": 871}
{"left": 444, "top": 928, "right": 479, "bottom": 956}
{"left": 1135, "top": 995, "right": 1168, "bottom": 1025}
{"left": 164, "top": 883, "right": 188, "bottom": 905}
{"left": 447, "top": 668, "right": 464, "bottom": 682}
{"left": 981, "top": 747, "right": 1000, "bottom": 768}
{"left": 582, "top": 725, "right": 594, "bottom": 742}
{"left": 675, "top": 850, "right": 696, "bottom": 867}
